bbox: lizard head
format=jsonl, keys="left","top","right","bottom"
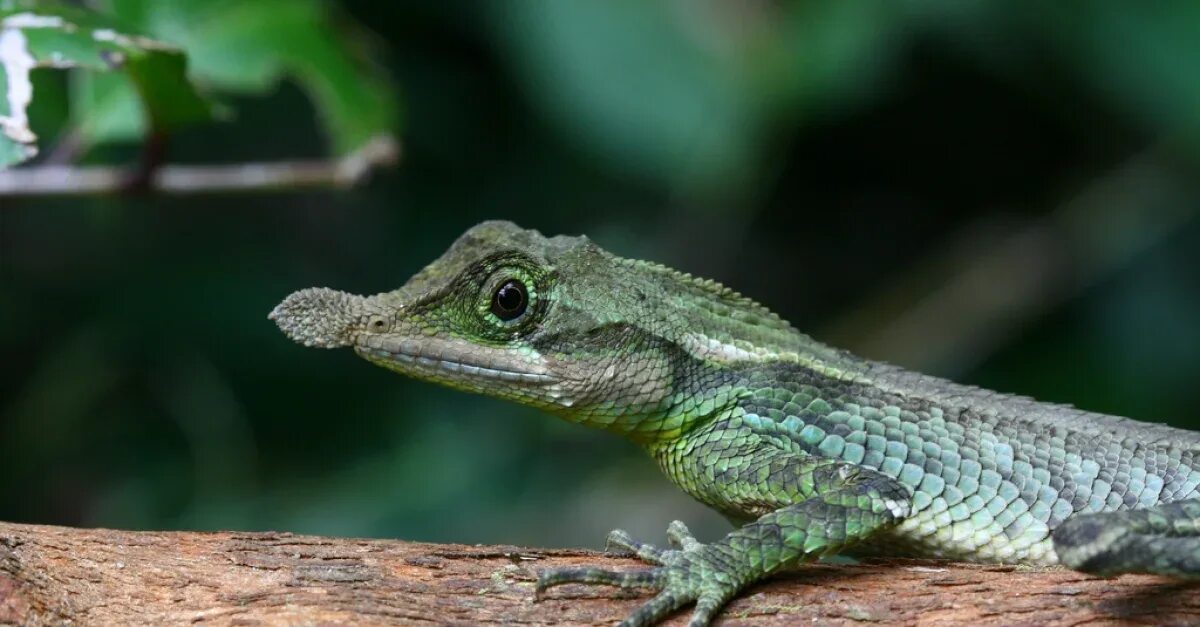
{"left": 270, "top": 220, "right": 815, "bottom": 438}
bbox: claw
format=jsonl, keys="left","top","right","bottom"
{"left": 606, "top": 529, "right": 670, "bottom": 565}
{"left": 666, "top": 520, "right": 701, "bottom": 552}
{"left": 536, "top": 524, "right": 733, "bottom": 627}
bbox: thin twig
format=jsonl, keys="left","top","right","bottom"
{"left": 0, "top": 135, "right": 400, "bottom": 197}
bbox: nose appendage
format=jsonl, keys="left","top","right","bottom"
{"left": 269, "top": 287, "right": 366, "bottom": 348}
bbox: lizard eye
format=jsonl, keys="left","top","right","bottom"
{"left": 490, "top": 279, "right": 527, "bottom": 321}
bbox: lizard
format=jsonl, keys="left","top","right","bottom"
{"left": 270, "top": 220, "right": 1200, "bottom": 627}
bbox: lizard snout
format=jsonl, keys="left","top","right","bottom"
{"left": 270, "top": 287, "right": 367, "bottom": 349}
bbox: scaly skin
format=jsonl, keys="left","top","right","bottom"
{"left": 271, "top": 221, "right": 1200, "bottom": 626}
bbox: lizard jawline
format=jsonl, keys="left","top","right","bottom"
{"left": 356, "top": 338, "right": 555, "bottom": 387}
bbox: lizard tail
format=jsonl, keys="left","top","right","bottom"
{"left": 1053, "top": 499, "right": 1200, "bottom": 577}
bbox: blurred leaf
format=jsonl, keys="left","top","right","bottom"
{"left": 768, "top": 2, "right": 903, "bottom": 111}
{"left": 494, "top": 1, "right": 757, "bottom": 195}
{"left": 93, "top": 0, "right": 398, "bottom": 154}
{"left": 0, "top": 129, "right": 26, "bottom": 164}
{"left": 71, "top": 69, "right": 142, "bottom": 143}
{"left": 0, "top": 0, "right": 212, "bottom": 167}
{"left": 491, "top": 1, "right": 903, "bottom": 200}
{"left": 1034, "top": 3, "right": 1200, "bottom": 141}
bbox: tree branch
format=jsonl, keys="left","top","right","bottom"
{"left": 0, "top": 136, "right": 400, "bottom": 197}
{"left": 1, "top": 521, "right": 1196, "bottom": 625}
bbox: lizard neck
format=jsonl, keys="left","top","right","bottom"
{"left": 540, "top": 332, "right": 871, "bottom": 446}
{"left": 539, "top": 339, "right": 747, "bottom": 443}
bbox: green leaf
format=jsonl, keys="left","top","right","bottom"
{"left": 93, "top": 0, "right": 397, "bottom": 155}
{"left": 0, "top": 14, "right": 37, "bottom": 164}
{"left": 0, "top": 0, "right": 212, "bottom": 167}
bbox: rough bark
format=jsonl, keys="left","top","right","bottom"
{"left": 1, "top": 521, "right": 1197, "bottom": 626}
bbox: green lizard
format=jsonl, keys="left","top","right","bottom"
{"left": 270, "top": 221, "right": 1200, "bottom": 626}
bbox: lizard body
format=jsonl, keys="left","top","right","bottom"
{"left": 271, "top": 221, "right": 1200, "bottom": 626}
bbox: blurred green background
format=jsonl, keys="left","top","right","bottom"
{"left": 2, "top": 1, "right": 1200, "bottom": 549}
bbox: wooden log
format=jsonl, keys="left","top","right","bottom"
{"left": 1, "top": 521, "right": 1198, "bottom": 625}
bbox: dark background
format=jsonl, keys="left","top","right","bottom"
{"left": 2, "top": 1, "right": 1199, "bottom": 548}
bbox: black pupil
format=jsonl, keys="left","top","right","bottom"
{"left": 491, "top": 280, "right": 527, "bottom": 320}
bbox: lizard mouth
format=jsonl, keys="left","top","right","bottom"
{"left": 356, "top": 335, "right": 556, "bottom": 386}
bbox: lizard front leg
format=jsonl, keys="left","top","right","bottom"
{"left": 536, "top": 459, "right": 912, "bottom": 627}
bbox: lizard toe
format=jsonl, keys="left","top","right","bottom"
{"left": 606, "top": 529, "right": 672, "bottom": 565}
{"left": 535, "top": 565, "right": 665, "bottom": 598}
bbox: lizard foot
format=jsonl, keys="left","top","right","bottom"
{"left": 536, "top": 521, "right": 740, "bottom": 627}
